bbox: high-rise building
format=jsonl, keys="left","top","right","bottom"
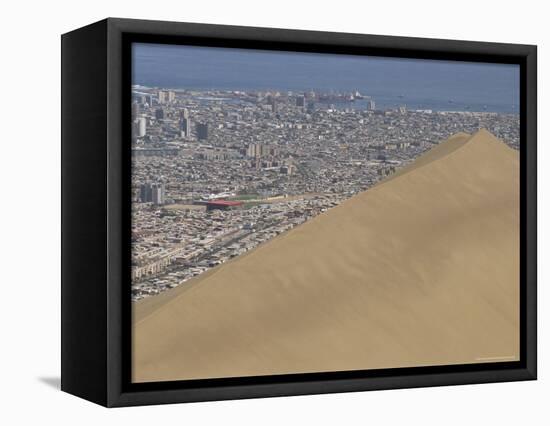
{"left": 139, "top": 183, "right": 152, "bottom": 203}
{"left": 158, "top": 90, "right": 175, "bottom": 104}
{"left": 180, "top": 117, "right": 191, "bottom": 138}
{"left": 196, "top": 123, "right": 209, "bottom": 140}
{"left": 151, "top": 184, "right": 165, "bottom": 205}
{"left": 247, "top": 143, "right": 264, "bottom": 158}
{"left": 266, "top": 95, "right": 278, "bottom": 112}
{"left": 155, "top": 108, "right": 165, "bottom": 120}
{"left": 131, "top": 101, "right": 140, "bottom": 118}
{"left": 178, "top": 108, "right": 191, "bottom": 138}
{"left": 132, "top": 116, "right": 146, "bottom": 138}
{"left": 246, "top": 143, "right": 258, "bottom": 158}
{"left": 140, "top": 183, "right": 165, "bottom": 205}
{"left": 296, "top": 95, "right": 305, "bottom": 107}
{"left": 138, "top": 117, "right": 146, "bottom": 137}
{"left": 246, "top": 143, "right": 276, "bottom": 158}
{"left": 306, "top": 101, "right": 315, "bottom": 114}
{"left": 367, "top": 99, "right": 376, "bottom": 111}
{"left": 157, "top": 90, "right": 166, "bottom": 104}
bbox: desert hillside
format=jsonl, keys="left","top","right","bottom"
{"left": 132, "top": 129, "right": 520, "bottom": 383}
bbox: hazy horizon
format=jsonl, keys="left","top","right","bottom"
{"left": 132, "top": 42, "right": 520, "bottom": 113}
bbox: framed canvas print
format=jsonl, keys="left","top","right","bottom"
{"left": 61, "top": 18, "right": 537, "bottom": 407}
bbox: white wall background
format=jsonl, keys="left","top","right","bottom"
{"left": 0, "top": 0, "right": 546, "bottom": 423}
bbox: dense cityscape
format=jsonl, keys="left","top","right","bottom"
{"left": 131, "top": 87, "right": 519, "bottom": 301}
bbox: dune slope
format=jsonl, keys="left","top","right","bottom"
{"left": 133, "top": 129, "right": 520, "bottom": 383}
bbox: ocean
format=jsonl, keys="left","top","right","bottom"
{"left": 132, "top": 43, "right": 520, "bottom": 114}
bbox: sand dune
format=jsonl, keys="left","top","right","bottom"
{"left": 132, "top": 129, "right": 520, "bottom": 383}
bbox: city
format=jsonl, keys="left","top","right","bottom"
{"left": 131, "top": 87, "right": 519, "bottom": 301}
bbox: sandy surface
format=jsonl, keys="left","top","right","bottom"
{"left": 132, "top": 129, "right": 520, "bottom": 383}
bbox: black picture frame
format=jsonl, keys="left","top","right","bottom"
{"left": 61, "top": 17, "right": 537, "bottom": 407}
